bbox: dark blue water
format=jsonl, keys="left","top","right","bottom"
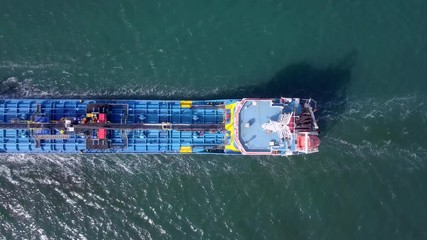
{"left": 1, "top": 0, "right": 427, "bottom": 239}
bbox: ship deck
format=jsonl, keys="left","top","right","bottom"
{"left": 0, "top": 99, "right": 233, "bottom": 154}
{"left": 238, "top": 100, "right": 282, "bottom": 152}
{"left": 236, "top": 98, "right": 305, "bottom": 155}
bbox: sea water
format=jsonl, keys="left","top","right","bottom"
{"left": 1, "top": 0, "right": 426, "bottom": 239}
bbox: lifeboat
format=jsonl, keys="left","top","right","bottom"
{"left": 297, "top": 133, "right": 320, "bottom": 152}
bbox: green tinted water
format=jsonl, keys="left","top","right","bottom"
{"left": 1, "top": 0, "right": 427, "bottom": 239}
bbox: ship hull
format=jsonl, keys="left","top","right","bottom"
{"left": 0, "top": 98, "right": 319, "bottom": 156}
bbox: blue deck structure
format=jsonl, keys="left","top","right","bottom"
{"left": 0, "top": 97, "right": 320, "bottom": 156}
{"left": 0, "top": 99, "right": 230, "bottom": 154}
{"left": 239, "top": 100, "right": 282, "bottom": 152}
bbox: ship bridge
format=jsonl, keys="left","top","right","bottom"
{"left": 234, "top": 98, "right": 319, "bottom": 156}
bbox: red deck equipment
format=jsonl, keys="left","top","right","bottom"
{"left": 98, "top": 129, "right": 107, "bottom": 139}
{"left": 98, "top": 113, "right": 107, "bottom": 123}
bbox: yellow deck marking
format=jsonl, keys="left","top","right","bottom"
{"left": 180, "top": 146, "right": 192, "bottom": 153}
{"left": 180, "top": 100, "right": 192, "bottom": 108}
{"left": 224, "top": 102, "right": 240, "bottom": 152}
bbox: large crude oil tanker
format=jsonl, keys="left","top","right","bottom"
{"left": 0, "top": 98, "right": 320, "bottom": 156}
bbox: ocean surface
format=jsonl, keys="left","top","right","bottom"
{"left": 1, "top": 0, "right": 427, "bottom": 239}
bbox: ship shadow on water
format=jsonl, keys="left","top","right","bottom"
{"left": 210, "top": 50, "right": 356, "bottom": 134}
{"left": 0, "top": 51, "right": 355, "bottom": 133}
